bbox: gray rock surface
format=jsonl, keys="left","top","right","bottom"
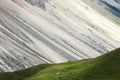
{"left": 0, "top": 0, "right": 120, "bottom": 72}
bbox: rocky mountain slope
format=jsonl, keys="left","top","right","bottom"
{"left": 0, "top": 0, "right": 120, "bottom": 72}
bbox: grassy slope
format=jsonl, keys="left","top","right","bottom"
{"left": 0, "top": 48, "right": 120, "bottom": 80}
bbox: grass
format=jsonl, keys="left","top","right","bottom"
{"left": 0, "top": 48, "right": 120, "bottom": 80}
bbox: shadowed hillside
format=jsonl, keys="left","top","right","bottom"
{"left": 0, "top": 48, "right": 120, "bottom": 80}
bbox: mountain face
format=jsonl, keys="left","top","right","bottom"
{"left": 0, "top": 0, "right": 120, "bottom": 72}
